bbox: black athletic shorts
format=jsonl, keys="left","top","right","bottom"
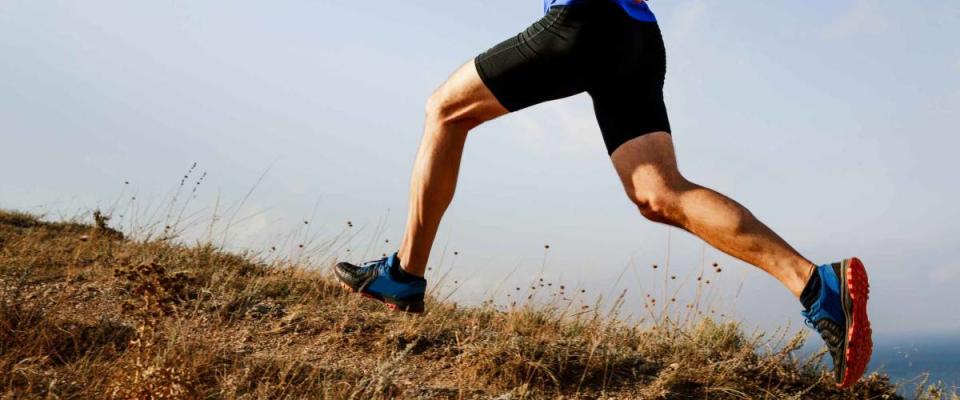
{"left": 475, "top": 1, "right": 670, "bottom": 155}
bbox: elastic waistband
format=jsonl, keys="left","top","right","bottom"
{"left": 545, "top": 0, "right": 657, "bottom": 22}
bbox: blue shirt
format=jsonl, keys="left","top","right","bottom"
{"left": 544, "top": 0, "right": 656, "bottom": 22}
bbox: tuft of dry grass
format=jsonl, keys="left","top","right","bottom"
{"left": 0, "top": 209, "right": 950, "bottom": 399}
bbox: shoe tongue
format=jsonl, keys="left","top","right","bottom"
{"left": 386, "top": 252, "right": 399, "bottom": 268}
{"left": 379, "top": 253, "right": 398, "bottom": 275}
{"left": 799, "top": 266, "right": 823, "bottom": 311}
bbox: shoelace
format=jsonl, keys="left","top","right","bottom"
{"left": 801, "top": 308, "right": 818, "bottom": 330}
{"left": 358, "top": 256, "right": 389, "bottom": 272}
{"left": 801, "top": 306, "right": 845, "bottom": 375}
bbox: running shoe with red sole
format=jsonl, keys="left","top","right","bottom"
{"left": 802, "top": 258, "right": 873, "bottom": 388}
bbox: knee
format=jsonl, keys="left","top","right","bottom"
{"left": 628, "top": 180, "right": 688, "bottom": 225}
{"left": 425, "top": 87, "right": 481, "bottom": 131}
{"left": 631, "top": 190, "right": 676, "bottom": 224}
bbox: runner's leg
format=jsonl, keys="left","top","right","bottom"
{"left": 398, "top": 5, "right": 596, "bottom": 276}
{"left": 397, "top": 61, "right": 508, "bottom": 276}
{"left": 610, "top": 132, "right": 815, "bottom": 297}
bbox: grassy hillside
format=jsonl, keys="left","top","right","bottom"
{"left": 0, "top": 209, "right": 944, "bottom": 399}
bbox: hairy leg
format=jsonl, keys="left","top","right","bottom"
{"left": 397, "top": 61, "right": 509, "bottom": 276}
{"left": 611, "top": 132, "right": 814, "bottom": 297}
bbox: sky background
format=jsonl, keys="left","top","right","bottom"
{"left": 2, "top": 0, "right": 959, "bottom": 351}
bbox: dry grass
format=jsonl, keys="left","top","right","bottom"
{"left": 0, "top": 209, "right": 949, "bottom": 399}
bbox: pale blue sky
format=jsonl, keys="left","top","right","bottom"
{"left": 2, "top": 1, "right": 959, "bottom": 337}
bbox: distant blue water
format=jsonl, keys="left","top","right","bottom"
{"left": 803, "top": 334, "right": 960, "bottom": 394}
{"left": 870, "top": 335, "right": 960, "bottom": 394}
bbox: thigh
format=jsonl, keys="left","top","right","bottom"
{"left": 433, "top": 60, "right": 511, "bottom": 125}
{"left": 610, "top": 132, "right": 682, "bottom": 196}
{"left": 474, "top": 6, "right": 598, "bottom": 113}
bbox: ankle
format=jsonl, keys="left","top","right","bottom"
{"left": 395, "top": 252, "right": 425, "bottom": 278}
{"left": 782, "top": 261, "right": 816, "bottom": 298}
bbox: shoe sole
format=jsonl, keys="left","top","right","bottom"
{"left": 838, "top": 257, "right": 872, "bottom": 388}
{"left": 338, "top": 281, "right": 425, "bottom": 314}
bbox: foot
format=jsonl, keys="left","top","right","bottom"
{"left": 334, "top": 252, "right": 427, "bottom": 313}
{"left": 802, "top": 258, "right": 873, "bottom": 388}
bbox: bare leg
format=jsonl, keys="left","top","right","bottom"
{"left": 611, "top": 132, "right": 814, "bottom": 297}
{"left": 397, "top": 61, "right": 509, "bottom": 276}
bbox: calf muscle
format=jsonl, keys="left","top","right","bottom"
{"left": 612, "top": 133, "right": 813, "bottom": 297}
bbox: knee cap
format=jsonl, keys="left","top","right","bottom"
{"left": 632, "top": 191, "right": 674, "bottom": 223}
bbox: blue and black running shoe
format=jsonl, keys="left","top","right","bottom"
{"left": 334, "top": 252, "right": 426, "bottom": 313}
{"left": 802, "top": 258, "right": 873, "bottom": 388}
